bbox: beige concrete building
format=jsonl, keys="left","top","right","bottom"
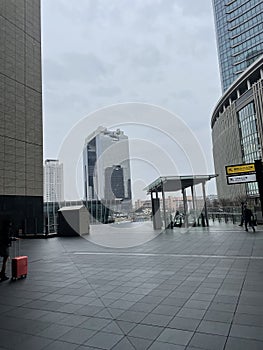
{"left": 0, "top": 1, "right": 43, "bottom": 233}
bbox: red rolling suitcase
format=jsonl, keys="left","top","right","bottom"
{"left": 11, "top": 239, "right": 28, "bottom": 280}
{"left": 12, "top": 256, "right": 28, "bottom": 280}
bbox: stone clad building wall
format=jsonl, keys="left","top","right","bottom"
{"left": 0, "top": 1, "right": 43, "bottom": 233}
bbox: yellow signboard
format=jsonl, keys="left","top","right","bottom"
{"left": 226, "top": 163, "right": 255, "bottom": 175}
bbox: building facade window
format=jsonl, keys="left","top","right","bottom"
{"left": 238, "top": 102, "right": 260, "bottom": 196}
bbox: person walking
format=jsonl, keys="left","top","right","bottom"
{"left": 0, "top": 219, "right": 17, "bottom": 281}
{"left": 239, "top": 201, "right": 246, "bottom": 227}
{"left": 243, "top": 205, "right": 255, "bottom": 232}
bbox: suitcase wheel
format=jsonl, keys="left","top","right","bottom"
{"left": 11, "top": 275, "right": 27, "bottom": 280}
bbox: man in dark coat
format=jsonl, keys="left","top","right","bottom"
{"left": 0, "top": 219, "right": 17, "bottom": 281}
{"left": 239, "top": 201, "right": 246, "bottom": 227}
{"left": 243, "top": 205, "right": 256, "bottom": 232}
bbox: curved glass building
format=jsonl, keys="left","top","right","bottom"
{"left": 212, "top": 0, "right": 263, "bottom": 201}
{"left": 211, "top": 56, "right": 263, "bottom": 200}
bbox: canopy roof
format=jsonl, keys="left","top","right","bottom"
{"left": 144, "top": 175, "right": 217, "bottom": 193}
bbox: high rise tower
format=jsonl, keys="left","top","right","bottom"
{"left": 213, "top": 0, "right": 263, "bottom": 92}
{"left": 211, "top": 0, "right": 263, "bottom": 201}
{"left": 83, "top": 127, "right": 132, "bottom": 202}
{"left": 0, "top": 1, "right": 43, "bottom": 233}
{"left": 44, "top": 160, "right": 64, "bottom": 203}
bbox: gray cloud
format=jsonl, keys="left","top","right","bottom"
{"left": 44, "top": 53, "right": 109, "bottom": 84}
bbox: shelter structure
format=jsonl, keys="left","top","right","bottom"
{"left": 144, "top": 175, "right": 217, "bottom": 229}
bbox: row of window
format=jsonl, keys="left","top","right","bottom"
{"left": 242, "top": 144, "right": 260, "bottom": 159}
{"left": 239, "top": 110, "right": 256, "bottom": 121}
{"left": 233, "top": 43, "right": 263, "bottom": 65}
{"left": 216, "top": 15, "right": 229, "bottom": 32}
{"left": 219, "top": 46, "right": 262, "bottom": 90}
{"left": 238, "top": 102, "right": 260, "bottom": 196}
{"left": 232, "top": 31, "right": 263, "bottom": 54}
{"left": 238, "top": 103, "right": 260, "bottom": 153}
{"left": 231, "top": 22, "right": 263, "bottom": 46}
{"left": 246, "top": 182, "right": 258, "bottom": 196}
{"left": 219, "top": 42, "right": 233, "bottom": 57}
{"left": 228, "top": 0, "right": 261, "bottom": 20}
{"left": 241, "top": 133, "right": 258, "bottom": 146}
{"left": 227, "top": 0, "right": 249, "bottom": 12}
{"left": 238, "top": 102, "right": 255, "bottom": 119}
{"left": 229, "top": 11, "right": 263, "bottom": 36}
{"left": 232, "top": 49, "right": 262, "bottom": 72}
{"left": 228, "top": 2, "right": 263, "bottom": 28}
{"left": 240, "top": 121, "right": 257, "bottom": 138}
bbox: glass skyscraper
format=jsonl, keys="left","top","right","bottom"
{"left": 83, "top": 127, "right": 132, "bottom": 202}
{"left": 213, "top": 0, "right": 263, "bottom": 92}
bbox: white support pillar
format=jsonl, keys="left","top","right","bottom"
{"left": 247, "top": 79, "right": 251, "bottom": 89}
{"left": 237, "top": 89, "right": 240, "bottom": 98}
{"left": 260, "top": 69, "right": 263, "bottom": 79}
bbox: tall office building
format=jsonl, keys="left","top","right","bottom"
{"left": 213, "top": 0, "right": 263, "bottom": 92}
{"left": 211, "top": 0, "right": 263, "bottom": 201}
{"left": 0, "top": 1, "right": 43, "bottom": 233}
{"left": 44, "top": 160, "right": 64, "bottom": 203}
{"left": 83, "top": 127, "right": 132, "bottom": 203}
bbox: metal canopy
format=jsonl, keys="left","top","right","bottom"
{"left": 145, "top": 175, "right": 217, "bottom": 229}
{"left": 144, "top": 175, "right": 217, "bottom": 193}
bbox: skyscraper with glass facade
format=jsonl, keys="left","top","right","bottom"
{"left": 83, "top": 127, "right": 132, "bottom": 202}
{"left": 213, "top": 0, "right": 263, "bottom": 92}
{"left": 0, "top": 1, "right": 43, "bottom": 233}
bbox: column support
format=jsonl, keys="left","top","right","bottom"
{"left": 191, "top": 185, "right": 196, "bottom": 225}
{"left": 182, "top": 187, "right": 188, "bottom": 227}
{"left": 202, "top": 182, "right": 209, "bottom": 226}
{"left": 161, "top": 182, "right": 167, "bottom": 229}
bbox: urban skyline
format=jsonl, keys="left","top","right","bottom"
{"left": 4, "top": 0, "right": 260, "bottom": 208}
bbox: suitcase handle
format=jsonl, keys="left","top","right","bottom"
{"left": 12, "top": 237, "right": 20, "bottom": 258}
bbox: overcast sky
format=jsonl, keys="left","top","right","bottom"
{"left": 41, "top": 0, "right": 221, "bottom": 200}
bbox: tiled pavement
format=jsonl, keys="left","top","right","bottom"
{"left": 1, "top": 221, "right": 263, "bottom": 349}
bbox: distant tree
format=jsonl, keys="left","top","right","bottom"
{"left": 212, "top": 199, "right": 220, "bottom": 208}
{"left": 235, "top": 195, "right": 247, "bottom": 205}
{"left": 219, "top": 198, "right": 232, "bottom": 207}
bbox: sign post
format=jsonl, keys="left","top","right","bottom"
{"left": 225, "top": 163, "right": 255, "bottom": 176}
{"left": 225, "top": 163, "right": 256, "bottom": 185}
{"left": 225, "top": 161, "right": 263, "bottom": 217}
{"left": 227, "top": 173, "right": 256, "bottom": 185}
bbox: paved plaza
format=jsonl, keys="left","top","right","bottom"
{"left": 1, "top": 221, "right": 263, "bottom": 349}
